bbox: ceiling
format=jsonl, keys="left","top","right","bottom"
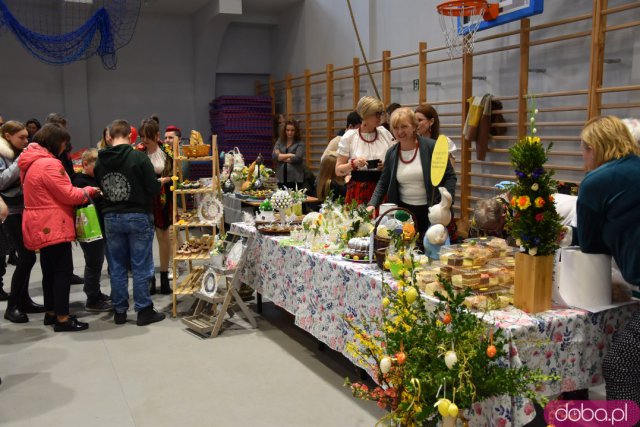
{"left": 143, "top": 0, "right": 303, "bottom": 15}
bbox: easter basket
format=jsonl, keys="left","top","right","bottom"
{"left": 373, "top": 207, "right": 417, "bottom": 270}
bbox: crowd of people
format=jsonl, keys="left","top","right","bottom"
{"left": 1, "top": 100, "right": 639, "bottom": 404}
{"left": 0, "top": 113, "right": 176, "bottom": 332}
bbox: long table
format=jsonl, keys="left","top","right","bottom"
{"left": 231, "top": 222, "right": 638, "bottom": 426}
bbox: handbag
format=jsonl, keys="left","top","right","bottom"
{"left": 75, "top": 191, "right": 103, "bottom": 242}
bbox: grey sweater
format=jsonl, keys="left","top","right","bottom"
{"left": 0, "top": 136, "right": 23, "bottom": 215}
{"left": 272, "top": 139, "right": 305, "bottom": 185}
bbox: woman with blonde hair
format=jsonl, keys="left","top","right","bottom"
{"left": 335, "top": 96, "right": 394, "bottom": 205}
{"left": 316, "top": 152, "right": 346, "bottom": 201}
{"left": 576, "top": 115, "right": 640, "bottom": 404}
{"left": 367, "top": 108, "right": 456, "bottom": 236}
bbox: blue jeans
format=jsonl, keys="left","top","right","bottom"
{"left": 104, "top": 212, "right": 154, "bottom": 313}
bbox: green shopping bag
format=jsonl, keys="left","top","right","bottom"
{"left": 75, "top": 202, "right": 103, "bottom": 242}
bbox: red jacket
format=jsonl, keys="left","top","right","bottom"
{"left": 18, "top": 143, "right": 97, "bottom": 251}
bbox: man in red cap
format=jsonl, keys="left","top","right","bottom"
{"left": 164, "top": 125, "right": 181, "bottom": 147}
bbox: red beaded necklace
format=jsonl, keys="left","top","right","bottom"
{"left": 358, "top": 127, "right": 378, "bottom": 143}
{"left": 399, "top": 140, "right": 419, "bottom": 164}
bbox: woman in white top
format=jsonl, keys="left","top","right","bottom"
{"left": 367, "top": 108, "right": 457, "bottom": 237}
{"left": 415, "top": 103, "right": 458, "bottom": 165}
{"left": 137, "top": 118, "right": 173, "bottom": 295}
{"left": 335, "top": 96, "right": 394, "bottom": 205}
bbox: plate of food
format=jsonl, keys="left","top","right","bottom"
{"left": 257, "top": 224, "right": 292, "bottom": 235}
{"left": 341, "top": 251, "right": 375, "bottom": 263}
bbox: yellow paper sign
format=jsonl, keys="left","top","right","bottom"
{"left": 431, "top": 135, "right": 449, "bottom": 186}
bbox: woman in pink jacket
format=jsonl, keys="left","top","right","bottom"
{"left": 19, "top": 124, "right": 99, "bottom": 332}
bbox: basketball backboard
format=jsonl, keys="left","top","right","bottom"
{"left": 459, "top": 0, "right": 544, "bottom": 34}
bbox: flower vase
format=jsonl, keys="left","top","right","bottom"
{"left": 279, "top": 209, "right": 287, "bottom": 228}
{"left": 233, "top": 179, "right": 244, "bottom": 193}
{"left": 211, "top": 254, "right": 224, "bottom": 269}
{"left": 514, "top": 252, "right": 554, "bottom": 313}
{"left": 292, "top": 202, "right": 303, "bottom": 216}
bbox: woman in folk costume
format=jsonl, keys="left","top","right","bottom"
{"left": 335, "top": 96, "right": 394, "bottom": 205}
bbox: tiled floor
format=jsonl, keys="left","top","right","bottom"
{"left": 0, "top": 245, "right": 384, "bottom": 427}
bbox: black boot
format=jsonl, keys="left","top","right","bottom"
{"left": 160, "top": 272, "right": 171, "bottom": 295}
{"left": 4, "top": 304, "right": 28, "bottom": 323}
{"left": 149, "top": 275, "right": 157, "bottom": 295}
{"left": 7, "top": 251, "right": 18, "bottom": 266}
{"left": 136, "top": 305, "right": 165, "bottom": 326}
{"left": 19, "top": 298, "right": 46, "bottom": 314}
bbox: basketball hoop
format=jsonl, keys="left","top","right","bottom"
{"left": 437, "top": 0, "right": 494, "bottom": 58}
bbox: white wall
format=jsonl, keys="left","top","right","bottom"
{"left": 87, "top": 12, "right": 198, "bottom": 143}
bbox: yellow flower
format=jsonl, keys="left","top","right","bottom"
{"left": 170, "top": 186, "right": 175, "bottom": 191}
{"left": 171, "top": 175, "right": 179, "bottom": 181}
{"left": 534, "top": 197, "right": 545, "bottom": 208}
{"left": 517, "top": 195, "right": 531, "bottom": 210}
{"left": 527, "top": 136, "right": 541, "bottom": 144}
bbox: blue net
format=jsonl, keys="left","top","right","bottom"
{"left": 0, "top": 0, "right": 141, "bottom": 70}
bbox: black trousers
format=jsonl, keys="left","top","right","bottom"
{"left": 603, "top": 310, "right": 640, "bottom": 406}
{"left": 40, "top": 242, "right": 73, "bottom": 316}
{"left": 3, "top": 214, "right": 36, "bottom": 307}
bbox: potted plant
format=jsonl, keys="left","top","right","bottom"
{"left": 505, "top": 97, "right": 564, "bottom": 312}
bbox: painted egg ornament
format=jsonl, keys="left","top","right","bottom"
{"left": 442, "top": 313, "right": 452, "bottom": 324}
{"left": 448, "top": 402, "right": 459, "bottom": 417}
{"left": 405, "top": 287, "right": 419, "bottom": 304}
{"left": 487, "top": 345, "right": 497, "bottom": 358}
{"left": 271, "top": 190, "right": 294, "bottom": 211}
{"left": 444, "top": 350, "right": 458, "bottom": 369}
{"left": 435, "top": 398, "right": 451, "bottom": 417}
{"left": 380, "top": 356, "right": 392, "bottom": 374}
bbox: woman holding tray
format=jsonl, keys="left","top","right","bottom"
{"left": 335, "top": 96, "right": 394, "bottom": 205}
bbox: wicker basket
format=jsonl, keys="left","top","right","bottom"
{"left": 373, "top": 207, "right": 418, "bottom": 270}
{"left": 182, "top": 144, "right": 210, "bottom": 158}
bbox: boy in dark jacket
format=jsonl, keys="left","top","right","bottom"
{"left": 94, "top": 120, "right": 164, "bottom": 326}
{"left": 72, "top": 149, "right": 112, "bottom": 312}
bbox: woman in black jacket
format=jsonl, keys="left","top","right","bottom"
{"left": 367, "top": 108, "right": 457, "bottom": 237}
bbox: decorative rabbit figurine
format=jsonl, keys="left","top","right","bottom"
{"left": 428, "top": 187, "right": 453, "bottom": 226}
{"left": 423, "top": 187, "right": 453, "bottom": 259}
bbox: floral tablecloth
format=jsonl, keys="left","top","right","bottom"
{"left": 231, "top": 222, "right": 639, "bottom": 426}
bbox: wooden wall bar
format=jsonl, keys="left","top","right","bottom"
{"left": 256, "top": 0, "right": 639, "bottom": 223}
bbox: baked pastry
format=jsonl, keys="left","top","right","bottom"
{"left": 348, "top": 237, "right": 370, "bottom": 253}
{"left": 448, "top": 255, "right": 463, "bottom": 266}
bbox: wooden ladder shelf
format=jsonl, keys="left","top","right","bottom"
{"left": 182, "top": 234, "right": 257, "bottom": 338}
